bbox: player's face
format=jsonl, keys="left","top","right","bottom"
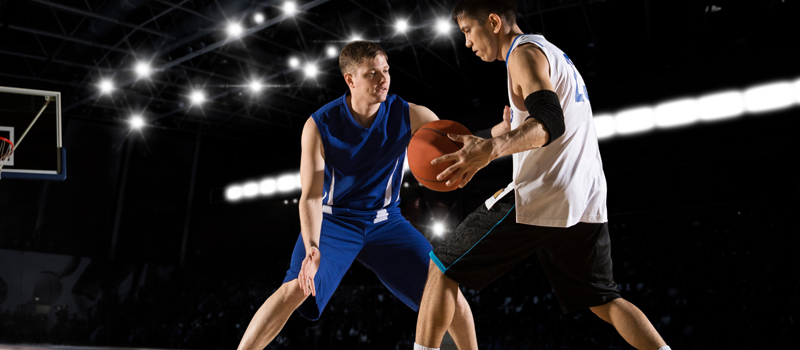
{"left": 457, "top": 17, "right": 497, "bottom": 62}
{"left": 350, "top": 54, "right": 390, "bottom": 103}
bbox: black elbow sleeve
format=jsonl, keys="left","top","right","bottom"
{"left": 524, "top": 90, "right": 565, "bottom": 147}
{"left": 474, "top": 128, "right": 493, "bottom": 139}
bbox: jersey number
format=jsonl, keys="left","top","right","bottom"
{"left": 563, "top": 53, "right": 589, "bottom": 103}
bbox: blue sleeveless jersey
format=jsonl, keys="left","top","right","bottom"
{"left": 311, "top": 92, "right": 410, "bottom": 215}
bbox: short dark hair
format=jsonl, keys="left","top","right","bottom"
{"left": 338, "top": 41, "right": 388, "bottom": 76}
{"left": 451, "top": 0, "right": 517, "bottom": 26}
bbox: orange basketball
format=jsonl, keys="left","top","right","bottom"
{"left": 408, "top": 120, "right": 472, "bottom": 192}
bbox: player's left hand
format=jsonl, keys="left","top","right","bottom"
{"left": 431, "top": 134, "right": 494, "bottom": 188}
{"left": 298, "top": 247, "right": 321, "bottom": 297}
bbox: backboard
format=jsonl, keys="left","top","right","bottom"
{"left": 0, "top": 86, "right": 66, "bottom": 181}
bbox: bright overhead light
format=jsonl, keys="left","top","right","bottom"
{"left": 99, "top": 79, "right": 113, "bottom": 94}
{"left": 190, "top": 90, "right": 206, "bottom": 105}
{"left": 253, "top": 13, "right": 265, "bottom": 24}
{"left": 744, "top": 81, "right": 794, "bottom": 114}
{"left": 242, "top": 182, "right": 259, "bottom": 198}
{"left": 396, "top": 19, "right": 409, "bottom": 33}
{"left": 793, "top": 78, "right": 800, "bottom": 104}
{"left": 326, "top": 46, "right": 338, "bottom": 58}
{"left": 130, "top": 115, "right": 145, "bottom": 129}
{"left": 436, "top": 19, "right": 450, "bottom": 34}
{"left": 227, "top": 22, "right": 243, "bottom": 37}
{"left": 349, "top": 35, "right": 362, "bottom": 42}
{"left": 432, "top": 222, "right": 446, "bottom": 236}
{"left": 277, "top": 174, "right": 298, "bottom": 192}
{"left": 282, "top": 1, "right": 297, "bottom": 16}
{"left": 249, "top": 81, "right": 263, "bottom": 92}
{"left": 260, "top": 178, "right": 277, "bottom": 195}
{"left": 655, "top": 98, "right": 698, "bottom": 128}
{"left": 288, "top": 57, "right": 300, "bottom": 68}
{"left": 614, "top": 106, "right": 655, "bottom": 135}
{"left": 303, "top": 63, "right": 318, "bottom": 78}
{"left": 226, "top": 185, "right": 243, "bottom": 201}
{"left": 698, "top": 90, "right": 744, "bottom": 121}
{"left": 593, "top": 114, "right": 615, "bottom": 140}
{"left": 135, "top": 62, "right": 151, "bottom": 78}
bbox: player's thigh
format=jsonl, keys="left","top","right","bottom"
{"left": 537, "top": 222, "right": 620, "bottom": 313}
{"left": 283, "top": 215, "right": 367, "bottom": 320}
{"left": 432, "top": 197, "right": 560, "bottom": 291}
{"left": 357, "top": 217, "right": 432, "bottom": 311}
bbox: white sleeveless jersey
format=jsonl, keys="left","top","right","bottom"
{"left": 486, "top": 34, "right": 607, "bottom": 227}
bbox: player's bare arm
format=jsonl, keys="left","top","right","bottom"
{"left": 298, "top": 117, "right": 326, "bottom": 297}
{"left": 432, "top": 45, "right": 558, "bottom": 188}
{"left": 408, "top": 102, "right": 440, "bottom": 135}
{"left": 491, "top": 44, "right": 555, "bottom": 154}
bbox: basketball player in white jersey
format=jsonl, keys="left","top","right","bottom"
{"left": 414, "top": 1, "right": 670, "bottom": 350}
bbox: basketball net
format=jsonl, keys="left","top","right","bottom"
{"left": 0, "top": 96, "right": 51, "bottom": 180}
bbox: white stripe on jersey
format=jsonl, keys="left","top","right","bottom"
{"left": 326, "top": 171, "right": 335, "bottom": 206}
{"left": 383, "top": 158, "right": 400, "bottom": 207}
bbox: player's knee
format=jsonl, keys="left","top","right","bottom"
{"left": 428, "top": 259, "right": 443, "bottom": 276}
{"left": 589, "top": 299, "right": 616, "bottom": 323}
{"left": 279, "top": 280, "right": 308, "bottom": 305}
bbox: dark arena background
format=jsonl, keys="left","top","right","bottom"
{"left": 1, "top": 0, "right": 798, "bottom": 349}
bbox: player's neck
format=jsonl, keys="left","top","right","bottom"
{"left": 497, "top": 25, "right": 526, "bottom": 62}
{"left": 347, "top": 94, "right": 380, "bottom": 128}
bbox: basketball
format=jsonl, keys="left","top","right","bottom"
{"left": 408, "top": 120, "right": 472, "bottom": 192}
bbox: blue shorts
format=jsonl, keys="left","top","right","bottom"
{"left": 283, "top": 206, "right": 433, "bottom": 321}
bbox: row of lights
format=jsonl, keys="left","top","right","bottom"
{"left": 224, "top": 77, "right": 800, "bottom": 202}
{"left": 594, "top": 78, "right": 800, "bottom": 139}
{"left": 97, "top": 0, "right": 457, "bottom": 129}
{"left": 225, "top": 173, "right": 302, "bottom": 201}
{"left": 226, "top": 159, "right": 414, "bottom": 202}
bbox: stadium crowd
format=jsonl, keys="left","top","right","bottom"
{"left": 1, "top": 201, "right": 795, "bottom": 349}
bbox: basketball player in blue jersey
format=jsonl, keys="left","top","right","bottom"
{"left": 237, "top": 41, "right": 478, "bottom": 350}
{"left": 414, "top": 1, "right": 671, "bottom": 350}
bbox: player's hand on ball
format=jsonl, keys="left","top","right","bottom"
{"left": 298, "top": 246, "right": 321, "bottom": 297}
{"left": 432, "top": 134, "right": 493, "bottom": 188}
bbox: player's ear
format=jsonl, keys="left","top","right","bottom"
{"left": 344, "top": 72, "right": 354, "bottom": 88}
{"left": 489, "top": 13, "right": 502, "bottom": 34}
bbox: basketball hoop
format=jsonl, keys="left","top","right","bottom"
{"left": 0, "top": 136, "right": 13, "bottom": 180}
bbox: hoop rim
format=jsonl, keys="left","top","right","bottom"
{"left": 0, "top": 136, "right": 13, "bottom": 158}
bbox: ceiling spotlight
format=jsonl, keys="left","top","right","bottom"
{"left": 135, "top": 62, "right": 152, "bottom": 78}
{"left": 260, "top": 178, "right": 277, "bottom": 195}
{"left": 396, "top": 19, "right": 409, "bottom": 33}
{"left": 253, "top": 13, "right": 265, "bottom": 24}
{"left": 242, "top": 182, "right": 259, "bottom": 198}
{"left": 227, "top": 22, "right": 243, "bottom": 37}
{"left": 282, "top": 1, "right": 297, "bottom": 16}
{"left": 277, "top": 174, "right": 297, "bottom": 192}
{"left": 190, "top": 90, "right": 206, "bottom": 105}
{"left": 99, "top": 79, "right": 113, "bottom": 94}
{"left": 226, "top": 185, "right": 243, "bottom": 201}
{"left": 249, "top": 81, "right": 263, "bottom": 92}
{"left": 288, "top": 57, "right": 300, "bottom": 68}
{"left": 303, "top": 63, "right": 318, "bottom": 78}
{"left": 130, "top": 115, "right": 145, "bottom": 129}
{"left": 436, "top": 19, "right": 450, "bottom": 34}
{"left": 349, "top": 35, "right": 362, "bottom": 42}
{"left": 432, "top": 222, "right": 446, "bottom": 236}
{"left": 326, "top": 46, "right": 338, "bottom": 58}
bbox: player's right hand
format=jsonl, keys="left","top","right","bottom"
{"left": 298, "top": 246, "right": 321, "bottom": 297}
{"left": 500, "top": 105, "right": 512, "bottom": 134}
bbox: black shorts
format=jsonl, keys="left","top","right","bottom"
{"left": 430, "top": 194, "right": 621, "bottom": 313}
